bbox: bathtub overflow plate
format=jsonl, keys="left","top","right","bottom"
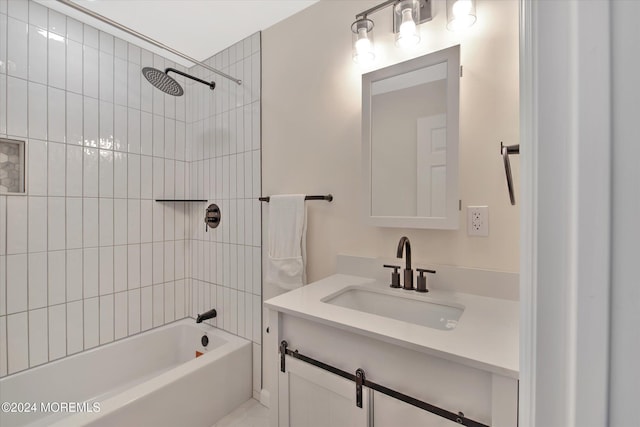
{"left": 201, "top": 335, "right": 209, "bottom": 347}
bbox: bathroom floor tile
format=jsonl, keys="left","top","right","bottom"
{"left": 211, "top": 399, "right": 269, "bottom": 427}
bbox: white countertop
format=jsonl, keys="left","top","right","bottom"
{"left": 265, "top": 274, "right": 519, "bottom": 379}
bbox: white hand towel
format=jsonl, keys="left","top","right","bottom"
{"left": 266, "top": 195, "right": 307, "bottom": 291}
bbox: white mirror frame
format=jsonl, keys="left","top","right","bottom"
{"left": 362, "top": 45, "right": 460, "bottom": 229}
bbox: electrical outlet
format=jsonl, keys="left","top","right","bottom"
{"left": 467, "top": 206, "right": 489, "bottom": 236}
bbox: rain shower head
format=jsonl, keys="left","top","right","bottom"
{"left": 142, "top": 67, "right": 183, "bottom": 96}
{"left": 142, "top": 67, "right": 216, "bottom": 96}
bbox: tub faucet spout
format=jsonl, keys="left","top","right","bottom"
{"left": 196, "top": 308, "right": 217, "bottom": 323}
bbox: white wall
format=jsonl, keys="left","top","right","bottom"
{"left": 185, "top": 33, "right": 263, "bottom": 397}
{"left": 521, "top": 0, "right": 614, "bottom": 425}
{"left": 0, "top": 0, "right": 191, "bottom": 376}
{"left": 262, "top": 0, "right": 520, "bottom": 291}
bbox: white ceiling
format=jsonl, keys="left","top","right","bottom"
{"left": 38, "top": 0, "right": 318, "bottom": 66}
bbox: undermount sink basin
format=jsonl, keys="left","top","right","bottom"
{"left": 322, "top": 286, "right": 464, "bottom": 331}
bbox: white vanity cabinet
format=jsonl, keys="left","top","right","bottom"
{"left": 278, "top": 355, "right": 370, "bottom": 427}
{"left": 264, "top": 272, "right": 519, "bottom": 427}
{"left": 268, "top": 312, "right": 517, "bottom": 427}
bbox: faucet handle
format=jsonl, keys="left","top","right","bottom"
{"left": 383, "top": 264, "right": 401, "bottom": 288}
{"left": 416, "top": 268, "right": 436, "bottom": 293}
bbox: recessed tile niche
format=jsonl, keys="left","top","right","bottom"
{"left": 0, "top": 138, "right": 26, "bottom": 194}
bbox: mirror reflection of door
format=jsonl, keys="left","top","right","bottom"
{"left": 417, "top": 114, "right": 447, "bottom": 217}
{"left": 370, "top": 62, "right": 447, "bottom": 217}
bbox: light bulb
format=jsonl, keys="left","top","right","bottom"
{"left": 447, "top": 0, "right": 476, "bottom": 31}
{"left": 450, "top": 14, "right": 475, "bottom": 30}
{"left": 396, "top": 6, "right": 420, "bottom": 48}
{"left": 354, "top": 27, "right": 375, "bottom": 65}
{"left": 400, "top": 9, "right": 417, "bottom": 38}
{"left": 452, "top": 0, "right": 472, "bottom": 17}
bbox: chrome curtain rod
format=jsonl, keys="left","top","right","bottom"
{"left": 55, "top": 0, "right": 242, "bottom": 85}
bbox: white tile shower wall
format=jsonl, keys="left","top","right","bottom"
{"left": 0, "top": 0, "right": 191, "bottom": 377}
{"left": 186, "top": 33, "right": 262, "bottom": 394}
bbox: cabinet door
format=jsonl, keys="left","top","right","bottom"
{"left": 278, "top": 356, "right": 370, "bottom": 427}
{"left": 373, "top": 391, "right": 464, "bottom": 427}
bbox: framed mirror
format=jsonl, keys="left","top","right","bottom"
{"left": 362, "top": 45, "right": 460, "bottom": 229}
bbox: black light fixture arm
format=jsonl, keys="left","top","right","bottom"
{"left": 165, "top": 68, "right": 215, "bottom": 91}
{"left": 355, "top": 0, "right": 398, "bottom": 19}
{"left": 354, "top": 0, "right": 432, "bottom": 35}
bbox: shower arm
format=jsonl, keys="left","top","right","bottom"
{"left": 55, "top": 0, "right": 242, "bottom": 85}
{"left": 165, "top": 68, "right": 215, "bottom": 90}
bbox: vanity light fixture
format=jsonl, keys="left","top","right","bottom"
{"left": 395, "top": 0, "right": 421, "bottom": 48}
{"left": 352, "top": 18, "right": 376, "bottom": 65}
{"left": 351, "top": 0, "right": 432, "bottom": 64}
{"left": 446, "top": 0, "right": 477, "bottom": 31}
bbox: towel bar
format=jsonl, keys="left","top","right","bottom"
{"left": 258, "top": 194, "right": 333, "bottom": 202}
{"left": 501, "top": 142, "right": 519, "bottom": 205}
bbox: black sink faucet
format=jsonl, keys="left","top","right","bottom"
{"left": 196, "top": 308, "right": 217, "bottom": 323}
{"left": 396, "top": 236, "right": 414, "bottom": 290}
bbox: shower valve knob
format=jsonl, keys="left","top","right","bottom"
{"left": 204, "top": 203, "right": 221, "bottom": 231}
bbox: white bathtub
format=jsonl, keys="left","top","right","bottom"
{"left": 0, "top": 319, "right": 252, "bottom": 427}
